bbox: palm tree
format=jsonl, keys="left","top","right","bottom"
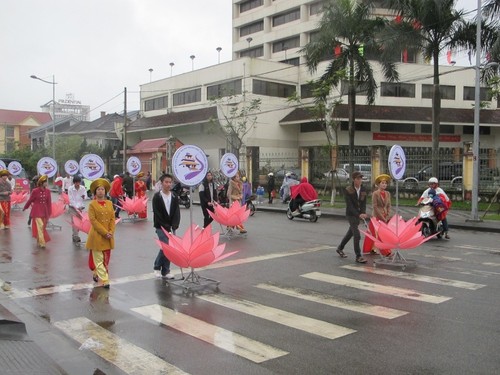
{"left": 385, "top": 0, "right": 471, "bottom": 177}
{"left": 302, "top": 0, "right": 399, "bottom": 173}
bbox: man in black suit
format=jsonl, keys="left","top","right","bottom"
{"left": 152, "top": 173, "right": 181, "bottom": 279}
{"left": 122, "top": 172, "right": 134, "bottom": 199}
{"left": 336, "top": 171, "right": 368, "bottom": 263}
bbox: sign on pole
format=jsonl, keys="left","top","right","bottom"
{"left": 220, "top": 153, "right": 239, "bottom": 178}
{"left": 79, "top": 154, "right": 105, "bottom": 180}
{"left": 37, "top": 157, "right": 58, "bottom": 178}
{"left": 172, "top": 145, "right": 208, "bottom": 187}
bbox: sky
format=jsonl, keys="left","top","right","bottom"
{"left": 0, "top": 0, "right": 232, "bottom": 120}
{"left": 0, "top": 0, "right": 479, "bottom": 121}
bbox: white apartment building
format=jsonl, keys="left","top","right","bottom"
{"left": 129, "top": 0, "right": 500, "bottom": 182}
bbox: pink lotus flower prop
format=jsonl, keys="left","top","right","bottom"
{"left": 50, "top": 201, "right": 66, "bottom": 218}
{"left": 208, "top": 202, "right": 250, "bottom": 227}
{"left": 71, "top": 212, "right": 120, "bottom": 234}
{"left": 59, "top": 193, "right": 69, "bottom": 205}
{"left": 157, "top": 224, "right": 238, "bottom": 268}
{"left": 118, "top": 196, "right": 148, "bottom": 214}
{"left": 361, "top": 215, "right": 436, "bottom": 250}
{"left": 11, "top": 191, "right": 28, "bottom": 205}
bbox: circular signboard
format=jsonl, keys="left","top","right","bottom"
{"left": 388, "top": 145, "right": 406, "bottom": 180}
{"left": 37, "top": 157, "right": 58, "bottom": 178}
{"left": 172, "top": 145, "right": 208, "bottom": 186}
{"left": 79, "top": 154, "right": 105, "bottom": 180}
{"left": 220, "top": 153, "right": 239, "bottom": 178}
{"left": 64, "top": 160, "right": 79, "bottom": 176}
{"left": 0, "top": 160, "right": 6, "bottom": 171}
{"left": 126, "top": 156, "right": 142, "bottom": 176}
{"left": 7, "top": 161, "right": 23, "bottom": 176}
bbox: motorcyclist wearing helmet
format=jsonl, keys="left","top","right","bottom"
{"left": 418, "top": 177, "right": 451, "bottom": 239}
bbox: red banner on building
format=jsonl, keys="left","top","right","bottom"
{"left": 373, "top": 133, "right": 461, "bottom": 142}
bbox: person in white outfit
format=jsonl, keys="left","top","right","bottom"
{"left": 68, "top": 175, "right": 88, "bottom": 242}
{"left": 418, "top": 177, "right": 451, "bottom": 239}
{"left": 62, "top": 174, "right": 73, "bottom": 194}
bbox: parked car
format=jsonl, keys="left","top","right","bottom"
{"left": 323, "top": 168, "right": 350, "bottom": 183}
{"left": 342, "top": 163, "right": 371, "bottom": 183}
{"left": 403, "top": 162, "right": 462, "bottom": 189}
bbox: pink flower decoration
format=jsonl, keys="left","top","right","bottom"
{"left": 11, "top": 191, "right": 28, "bottom": 205}
{"left": 118, "top": 196, "right": 148, "bottom": 214}
{"left": 208, "top": 201, "right": 250, "bottom": 227}
{"left": 71, "top": 212, "right": 120, "bottom": 234}
{"left": 361, "top": 215, "right": 436, "bottom": 250}
{"left": 156, "top": 224, "right": 238, "bottom": 268}
{"left": 50, "top": 201, "right": 66, "bottom": 218}
{"left": 59, "top": 193, "right": 69, "bottom": 205}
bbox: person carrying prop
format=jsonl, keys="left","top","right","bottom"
{"left": 418, "top": 177, "right": 451, "bottom": 239}
{"left": 290, "top": 177, "right": 318, "bottom": 216}
{"left": 335, "top": 171, "right": 368, "bottom": 263}
{"left": 68, "top": 175, "right": 88, "bottom": 243}
{"left": 0, "top": 170, "right": 12, "bottom": 229}
{"left": 23, "top": 175, "right": 52, "bottom": 248}
{"left": 109, "top": 174, "right": 124, "bottom": 218}
{"left": 134, "top": 172, "right": 147, "bottom": 219}
{"left": 86, "top": 178, "right": 115, "bottom": 288}
{"left": 199, "top": 171, "right": 218, "bottom": 228}
{"left": 226, "top": 172, "right": 247, "bottom": 233}
{"left": 363, "top": 174, "right": 392, "bottom": 256}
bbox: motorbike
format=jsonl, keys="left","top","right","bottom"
{"left": 173, "top": 183, "right": 191, "bottom": 208}
{"left": 417, "top": 197, "right": 443, "bottom": 238}
{"left": 245, "top": 194, "right": 256, "bottom": 216}
{"left": 286, "top": 199, "right": 321, "bottom": 222}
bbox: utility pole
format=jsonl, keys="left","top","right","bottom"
{"left": 122, "top": 87, "right": 127, "bottom": 173}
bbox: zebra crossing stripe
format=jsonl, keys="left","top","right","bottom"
{"left": 341, "top": 265, "right": 486, "bottom": 290}
{"left": 254, "top": 283, "right": 408, "bottom": 319}
{"left": 132, "top": 304, "right": 288, "bottom": 363}
{"left": 54, "top": 317, "right": 189, "bottom": 375}
{"left": 197, "top": 294, "right": 356, "bottom": 340}
{"left": 456, "top": 245, "right": 500, "bottom": 254}
{"left": 301, "top": 272, "right": 451, "bottom": 304}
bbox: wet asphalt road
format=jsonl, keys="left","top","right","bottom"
{"left": 1, "top": 192, "right": 500, "bottom": 374}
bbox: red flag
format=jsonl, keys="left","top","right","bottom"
{"left": 334, "top": 45, "right": 342, "bottom": 57}
{"left": 395, "top": 15, "right": 402, "bottom": 24}
{"left": 447, "top": 50, "right": 452, "bottom": 64}
{"left": 402, "top": 49, "right": 408, "bottom": 63}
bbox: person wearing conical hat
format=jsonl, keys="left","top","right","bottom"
{"left": 23, "top": 175, "right": 52, "bottom": 247}
{"left": 86, "top": 178, "right": 115, "bottom": 288}
{"left": 134, "top": 172, "right": 147, "bottom": 219}
{"left": 0, "top": 170, "right": 12, "bottom": 229}
{"left": 363, "top": 174, "right": 393, "bottom": 256}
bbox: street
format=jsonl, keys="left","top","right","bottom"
{"left": 1, "top": 194, "right": 500, "bottom": 375}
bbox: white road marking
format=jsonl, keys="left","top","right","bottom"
{"left": 421, "top": 254, "right": 462, "bottom": 261}
{"left": 341, "top": 265, "right": 486, "bottom": 290}
{"left": 198, "top": 294, "right": 356, "bottom": 340}
{"left": 455, "top": 245, "right": 500, "bottom": 254}
{"left": 482, "top": 262, "right": 500, "bottom": 267}
{"left": 132, "top": 304, "right": 288, "bottom": 363}
{"left": 54, "top": 317, "right": 189, "bottom": 375}
{"left": 254, "top": 283, "right": 408, "bottom": 319}
{"left": 301, "top": 272, "right": 451, "bottom": 304}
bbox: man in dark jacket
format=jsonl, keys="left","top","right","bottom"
{"left": 152, "top": 173, "right": 181, "bottom": 279}
{"left": 267, "top": 172, "right": 275, "bottom": 204}
{"left": 335, "top": 171, "right": 368, "bottom": 263}
{"left": 199, "top": 171, "right": 218, "bottom": 228}
{"left": 122, "top": 172, "right": 134, "bottom": 199}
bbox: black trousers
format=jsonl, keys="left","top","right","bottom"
{"left": 338, "top": 215, "right": 362, "bottom": 258}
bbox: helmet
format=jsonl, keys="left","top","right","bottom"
{"left": 428, "top": 177, "right": 438, "bottom": 184}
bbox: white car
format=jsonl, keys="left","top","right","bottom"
{"left": 323, "top": 168, "right": 350, "bottom": 182}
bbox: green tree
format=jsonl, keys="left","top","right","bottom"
{"left": 302, "top": 0, "right": 398, "bottom": 173}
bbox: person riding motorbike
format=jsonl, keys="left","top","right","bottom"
{"left": 418, "top": 177, "right": 451, "bottom": 239}
{"left": 290, "top": 177, "right": 318, "bottom": 216}
{"left": 280, "top": 172, "right": 299, "bottom": 203}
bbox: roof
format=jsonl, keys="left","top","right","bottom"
{"left": 130, "top": 138, "right": 166, "bottom": 152}
{"left": 0, "top": 109, "right": 52, "bottom": 125}
{"left": 280, "top": 105, "right": 500, "bottom": 126}
{"left": 128, "top": 107, "right": 217, "bottom": 132}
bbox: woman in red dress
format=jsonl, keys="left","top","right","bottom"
{"left": 135, "top": 172, "right": 147, "bottom": 218}
{"left": 23, "top": 175, "right": 52, "bottom": 248}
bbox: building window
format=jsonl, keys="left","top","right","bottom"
{"left": 173, "top": 88, "right": 201, "bottom": 106}
{"left": 239, "top": 20, "right": 264, "bottom": 37}
{"left": 280, "top": 57, "right": 300, "bottom": 66}
{"left": 300, "top": 84, "right": 315, "bottom": 99}
{"left": 340, "top": 122, "right": 371, "bottom": 131}
{"left": 380, "top": 82, "right": 416, "bottom": 98}
{"left": 272, "top": 36, "right": 300, "bottom": 52}
{"left": 422, "top": 84, "right": 456, "bottom": 100}
{"left": 253, "top": 79, "right": 296, "bottom": 98}
{"left": 463, "top": 125, "right": 490, "bottom": 135}
{"left": 240, "top": 0, "right": 263, "bottom": 13}
{"left": 380, "top": 123, "right": 415, "bottom": 133}
{"left": 340, "top": 80, "right": 370, "bottom": 95}
{"left": 300, "top": 121, "right": 324, "bottom": 132}
{"left": 310, "top": 1, "right": 324, "bottom": 15}
{"left": 273, "top": 8, "right": 300, "bottom": 27}
{"left": 144, "top": 95, "right": 168, "bottom": 112}
{"left": 207, "top": 80, "right": 242, "bottom": 99}
{"left": 5, "top": 126, "right": 14, "bottom": 138}
{"left": 463, "top": 86, "right": 492, "bottom": 101}
{"left": 421, "top": 124, "right": 455, "bottom": 134}
{"left": 240, "top": 46, "right": 264, "bottom": 58}
{"left": 401, "top": 49, "right": 417, "bottom": 63}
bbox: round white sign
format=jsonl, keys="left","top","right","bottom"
{"left": 7, "top": 161, "right": 23, "bottom": 176}
{"left": 388, "top": 145, "right": 406, "bottom": 180}
{"left": 220, "top": 153, "right": 239, "bottom": 178}
{"left": 126, "top": 156, "right": 142, "bottom": 176}
{"left": 0, "top": 160, "right": 6, "bottom": 171}
{"left": 37, "top": 157, "right": 58, "bottom": 178}
{"left": 172, "top": 145, "right": 208, "bottom": 186}
{"left": 79, "top": 154, "right": 105, "bottom": 180}
{"left": 64, "top": 160, "right": 79, "bottom": 176}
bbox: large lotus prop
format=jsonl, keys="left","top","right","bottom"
{"left": 157, "top": 224, "right": 238, "bottom": 268}
{"left": 50, "top": 201, "right": 66, "bottom": 218}
{"left": 361, "top": 215, "right": 436, "bottom": 250}
{"left": 59, "top": 193, "right": 69, "bottom": 205}
{"left": 118, "top": 196, "right": 148, "bottom": 214}
{"left": 11, "top": 191, "right": 28, "bottom": 205}
{"left": 208, "top": 201, "right": 250, "bottom": 227}
{"left": 71, "top": 212, "right": 120, "bottom": 234}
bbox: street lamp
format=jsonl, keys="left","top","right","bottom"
{"left": 169, "top": 62, "right": 174, "bottom": 77}
{"left": 216, "top": 47, "right": 222, "bottom": 64}
{"left": 31, "top": 74, "right": 57, "bottom": 160}
{"left": 190, "top": 55, "right": 195, "bottom": 71}
{"left": 149, "top": 68, "right": 153, "bottom": 82}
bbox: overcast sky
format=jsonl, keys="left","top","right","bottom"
{"left": 0, "top": 0, "right": 478, "bottom": 121}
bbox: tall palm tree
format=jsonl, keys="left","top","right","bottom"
{"left": 302, "top": 0, "right": 398, "bottom": 173}
{"left": 385, "top": 0, "right": 469, "bottom": 177}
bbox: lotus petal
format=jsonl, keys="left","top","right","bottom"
{"left": 72, "top": 212, "right": 92, "bottom": 234}
{"left": 208, "top": 201, "right": 250, "bottom": 227}
{"left": 119, "top": 196, "right": 148, "bottom": 214}
{"left": 11, "top": 191, "right": 28, "bottom": 205}
{"left": 59, "top": 193, "right": 70, "bottom": 205}
{"left": 50, "top": 201, "right": 66, "bottom": 218}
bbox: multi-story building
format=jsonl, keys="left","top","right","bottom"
{"left": 0, "top": 109, "right": 52, "bottom": 153}
{"left": 39, "top": 93, "right": 90, "bottom": 122}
